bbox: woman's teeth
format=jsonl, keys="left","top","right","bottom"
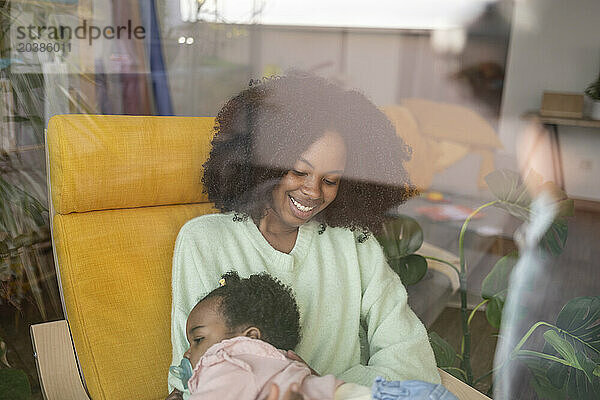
{"left": 290, "top": 196, "right": 316, "bottom": 212}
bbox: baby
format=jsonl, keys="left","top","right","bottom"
{"left": 169, "top": 271, "right": 457, "bottom": 400}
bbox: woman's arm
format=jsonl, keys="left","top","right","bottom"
{"left": 337, "top": 235, "right": 440, "bottom": 386}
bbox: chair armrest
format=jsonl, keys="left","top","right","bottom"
{"left": 439, "top": 368, "right": 492, "bottom": 400}
{"left": 418, "top": 242, "right": 460, "bottom": 293}
{"left": 30, "top": 320, "right": 91, "bottom": 400}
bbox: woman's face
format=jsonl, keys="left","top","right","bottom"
{"left": 269, "top": 131, "right": 347, "bottom": 229}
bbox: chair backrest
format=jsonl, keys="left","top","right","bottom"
{"left": 47, "top": 115, "right": 217, "bottom": 400}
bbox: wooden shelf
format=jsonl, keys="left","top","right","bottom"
{"left": 522, "top": 111, "right": 600, "bottom": 129}
{"left": 520, "top": 111, "right": 600, "bottom": 191}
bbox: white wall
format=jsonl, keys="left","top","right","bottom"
{"left": 499, "top": 0, "right": 600, "bottom": 200}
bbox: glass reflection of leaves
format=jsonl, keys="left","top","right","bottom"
{"left": 379, "top": 168, "right": 586, "bottom": 397}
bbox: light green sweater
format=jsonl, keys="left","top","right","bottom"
{"left": 169, "top": 213, "right": 440, "bottom": 396}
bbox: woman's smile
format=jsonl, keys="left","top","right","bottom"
{"left": 288, "top": 194, "right": 320, "bottom": 219}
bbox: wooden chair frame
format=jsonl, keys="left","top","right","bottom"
{"left": 30, "top": 120, "right": 492, "bottom": 400}
{"left": 31, "top": 320, "right": 491, "bottom": 400}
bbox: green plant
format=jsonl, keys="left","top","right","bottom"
{"left": 0, "top": 1, "right": 64, "bottom": 319}
{"left": 382, "top": 169, "right": 595, "bottom": 398}
{"left": 431, "top": 170, "right": 573, "bottom": 385}
{"left": 376, "top": 215, "right": 428, "bottom": 286}
{"left": 508, "top": 296, "right": 600, "bottom": 399}
{"left": 0, "top": 335, "right": 31, "bottom": 400}
{"left": 584, "top": 74, "right": 600, "bottom": 101}
{"left": 426, "top": 170, "right": 600, "bottom": 399}
{"left": 0, "top": 156, "right": 52, "bottom": 317}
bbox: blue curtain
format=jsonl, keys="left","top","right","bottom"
{"left": 140, "top": 0, "right": 173, "bottom": 115}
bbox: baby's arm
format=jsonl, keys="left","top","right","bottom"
{"left": 264, "top": 383, "right": 305, "bottom": 400}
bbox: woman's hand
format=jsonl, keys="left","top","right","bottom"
{"left": 264, "top": 383, "right": 304, "bottom": 400}
{"left": 286, "top": 350, "right": 320, "bottom": 376}
{"left": 166, "top": 388, "right": 183, "bottom": 400}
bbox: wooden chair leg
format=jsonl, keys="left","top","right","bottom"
{"left": 30, "top": 320, "right": 91, "bottom": 400}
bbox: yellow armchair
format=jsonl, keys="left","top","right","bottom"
{"left": 31, "top": 115, "right": 490, "bottom": 400}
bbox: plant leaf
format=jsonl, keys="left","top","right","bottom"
{"left": 575, "top": 349, "right": 599, "bottom": 383}
{"left": 555, "top": 297, "right": 600, "bottom": 353}
{"left": 530, "top": 376, "right": 567, "bottom": 400}
{"left": 485, "top": 297, "right": 504, "bottom": 329}
{"left": 0, "top": 368, "right": 32, "bottom": 400}
{"left": 544, "top": 330, "right": 582, "bottom": 370}
{"left": 377, "top": 216, "right": 423, "bottom": 259}
{"left": 542, "top": 333, "right": 598, "bottom": 384}
{"left": 540, "top": 217, "right": 568, "bottom": 257}
{"left": 540, "top": 297, "right": 600, "bottom": 398}
{"left": 429, "top": 331, "right": 465, "bottom": 381}
{"left": 485, "top": 169, "right": 572, "bottom": 255}
{"left": 481, "top": 251, "right": 518, "bottom": 302}
{"left": 525, "top": 357, "right": 568, "bottom": 400}
{"left": 486, "top": 169, "right": 535, "bottom": 220}
{"left": 388, "top": 254, "right": 427, "bottom": 286}
{"left": 565, "top": 368, "right": 600, "bottom": 400}
{"left": 547, "top": 361, "right": 569, "bottom": 390}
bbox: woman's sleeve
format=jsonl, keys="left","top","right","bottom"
{"left": 338, "top": 235, "right": 440, "bottom": 386}
{"left": 168, "top": 226, "right": 208, "bottom": 397}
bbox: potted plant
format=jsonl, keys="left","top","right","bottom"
{"left": 584, "top": 74, "right": 600, "bottom": 119}
{"left": 377, "top": 169, "right": 600, "bottom": 399}
{"left": 0, "top": 335, "right": 32, "bottom": 400}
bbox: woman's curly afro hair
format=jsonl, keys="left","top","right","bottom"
{"left": 201, "top": 271, "right": 301, "bottom": 351}
{"left": 202, "top": 71, "right": 416, "bottom": 234}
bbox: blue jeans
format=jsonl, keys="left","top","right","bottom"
{"left": 371, "top": 377, "right": 458, "bottom": 400}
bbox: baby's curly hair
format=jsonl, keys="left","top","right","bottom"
{"left": 202, "top": 71, "right": 416, "bottom": 233}
{"left": 201, "top": 271, "right": 301, "bottom": 351}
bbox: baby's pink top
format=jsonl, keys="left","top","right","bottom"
{"left": 188, "top": 336, "right": 343, "bottom": 400}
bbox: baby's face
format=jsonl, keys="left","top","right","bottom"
{"left": 184, "top": 297, "right": 239, "bottom": 367}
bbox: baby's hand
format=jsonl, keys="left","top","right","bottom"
{"left": 286, "top": 350, "right": 320, "bottom": 376}
{"left": 264, "top": 383, "right": 304, "bottom": 400}
{"left": 165, "top": 388, "right": 183, "bottom": 400}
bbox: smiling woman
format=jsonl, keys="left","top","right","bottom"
{"left": 168, "top": 71, "right": 438, "bottom": 399}
{"left": 202, "top": 72, "right": 415, "bottom": 234}
{"left": 262, "top": 131, "right": 346, "bottom": 252}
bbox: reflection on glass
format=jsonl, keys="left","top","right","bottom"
{"left": 1, "top": 1, "right": 598, "bottom": 399}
